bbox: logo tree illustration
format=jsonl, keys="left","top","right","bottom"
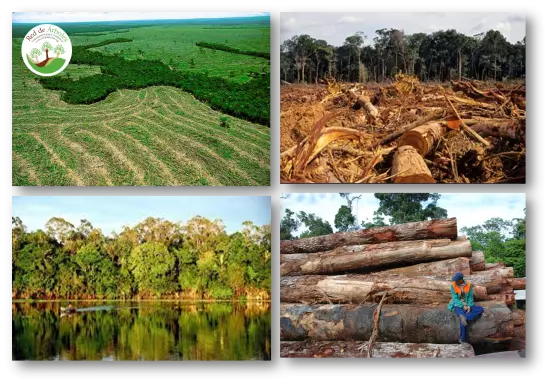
{"left": 54, "top": 44, "right": 65, "bottom": 58}
{"left": 29, "top": 48, "right": 41, "bottom": 63}
{"left": 41, "top": 41, "right": 53, "bottom": 60}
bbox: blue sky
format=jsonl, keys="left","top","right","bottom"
{"left": 281, "top": 193, "right": 525, "bottom": 236}
{"left": 13, "top": 196, "right": 271, "bottom": 235}
{"left": 12, "top": 12, "right": 269, "bottom": 23}
{"left": 282, "top": 13, "right": 525, "bottom": 46}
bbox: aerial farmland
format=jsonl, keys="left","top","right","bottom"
{"left": 12, "top": 15, "right": 270, "bottom": 186}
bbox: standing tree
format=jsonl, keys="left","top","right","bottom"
{"left": 41, "top": 41, "right": 53, "bottom": 61}
{"left": 280, "top": 208, "right": 300, "bottom": 241}
{"left": 334, "top": 193, "right": 361, "bottom": 232}
{"left": 54, "top": 44, "right": 65, "bottom": 58}
{"left": 297, "top": 211, "right": 333, "bottom": 239}
{"left": 344, "top": 32, "right": 365, "bottom": 81}
{"left": 362, "top": 193, "right": 448, "bottom": 228}
{"left": 29, "top": 48, "right": 41, "bottom": 63}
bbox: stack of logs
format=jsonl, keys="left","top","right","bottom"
{"left": 280, "top": 218, "right": 526, "bottom": 358}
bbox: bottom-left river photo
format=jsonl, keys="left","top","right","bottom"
{"left": 12, "top": 196, "right": 272, "bottom": 361}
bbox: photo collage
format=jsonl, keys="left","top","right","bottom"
{"left": 12, "top": 11, "right": 526, "bottom": 360}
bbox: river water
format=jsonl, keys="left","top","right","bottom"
{"left": 12, "top": 301, "right": 271, "bottom": 360}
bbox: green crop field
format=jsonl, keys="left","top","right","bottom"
{"left": 12, "top": 17, "right": 270, "bottom": 186}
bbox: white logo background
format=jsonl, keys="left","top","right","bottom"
{"left": 21, "top": 24, "right": 72, "bottom": 77}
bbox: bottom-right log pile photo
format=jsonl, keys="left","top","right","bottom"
{"left": 279, "top": 198, "right": 526, "bottom": 359}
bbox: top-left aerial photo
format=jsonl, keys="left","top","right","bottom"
{"left": 12, "top": 12, "right": 271, "bottom": 186}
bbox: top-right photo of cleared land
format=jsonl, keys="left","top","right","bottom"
{"left": 280, "top": 13, "right": 526, "bottom": 184}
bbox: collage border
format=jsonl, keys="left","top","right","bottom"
{"left": 0, "top": 0, "right": 550, "bottom": 379}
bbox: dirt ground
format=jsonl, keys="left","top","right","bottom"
{"left": 280, "top": 76, "right": 525, "bottom": 184}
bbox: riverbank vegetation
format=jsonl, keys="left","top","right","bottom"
{"left": 12, "top": 216, "right": 271, "bottom": 300}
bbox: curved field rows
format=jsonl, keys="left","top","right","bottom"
{"left": 12, "top": 59, "right": 270, "bottom": 186}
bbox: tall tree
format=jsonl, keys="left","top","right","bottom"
{"left": 280, "top": 208, "right": 300, "bottom": 241}
{"left": 364, "top": 193, "right": 448, "bottom": 227}
{"left": 297, "top": 211, "right": 333, "bottom": 239}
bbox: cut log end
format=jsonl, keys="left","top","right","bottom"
{"left": 398, "top": 122, "right": 446, "bottom": 156}
{"left": 392, "top": 146, "right": 435, "bottom": 183}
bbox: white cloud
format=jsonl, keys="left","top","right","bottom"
{"left": 12, "top": 12, "right": 268, "bottom": 23}
{"left": 281, "top": 12, "right": 525, "bottom": 46}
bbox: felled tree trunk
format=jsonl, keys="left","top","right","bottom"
{"left": 280, "top": 341, "right": 475, "bottom": 358}
{"left": 392, "top": 145, "right": 435, "bottom": 183}
{"left": 281, "top": 238, "right": 472, "bottom": 276}
{"left": 398, "top": 122, "right": 446, "bottom": 156}
{"left": 381, "top": 257, "right": 471, "bottom": 277}
{"left": 347, "top": 90, "right": 378, "bottom": 120}
{"left": 471, "top": 120, "right": 525, "bottom": 141}
{"left": 486, "top": 293, "right": 515, "bottom": 305}
{"left": 511, "top": 309, "right": 525, "bottom": 327}
{"left": 280, "top": 274, "right": 487, "bottom": 304}
{"left": 506, "top": 277, "right": 526, "bottom": 290}
{"left": 281, "top": 218, "right": 457, "bottom": 255}
{"left": 280, "top": 301, "right": 513, "bottom": 344}
{"left": 485, "top": 262, "right": 506, "bottom": 270}
{"left": 432, "top": 270, "right": 504, "bottom": 294}
{"left": 470, "top": 251, "right": 486, "bottom": 272}
{"left": 474, "top": 267, "right": 514, "bottom": 279}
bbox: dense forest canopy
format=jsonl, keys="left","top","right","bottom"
{"left": 281, "top": 28, "right": 525, "bottom": 83}
{"left": 12, "top": 215, "right": 271, "bottom": 300}
{"left": 280, "top": 193, "right": 525, "bottom": 277}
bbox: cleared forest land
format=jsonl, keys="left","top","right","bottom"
{"left": 280, "top": 77, "right": 525, "bottom": 184}
{"left": 12, "top": 20, "right": 270, "bottom": 186}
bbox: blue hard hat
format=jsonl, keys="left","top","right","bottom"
{"left": 452, "top": 272, "right": 464, "bottom": 282}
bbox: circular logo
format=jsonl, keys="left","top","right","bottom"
{"left": 21, "top": 24, "right": 72, "bottom": 77}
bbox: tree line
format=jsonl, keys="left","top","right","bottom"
{"left": 281, "top": 28, "right": 525, "bottom": 83}
{"left": 280, "top": 193, "right": 525, "bottom": 277}
{"left": 12, "top": 216, "right": 271, "bottom": 300}
{"left": 38, "top": 39, "right": 270, "bottom": 126}
{"left": 195, "top": 41, "right": 270, "bottom": 59}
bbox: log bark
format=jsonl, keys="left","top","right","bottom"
{"left": 280, "top": 217, "right": 457, "bottom": 255}
{"left": 280, "top": 274, "right": 487, "bottom": 304}
{"left": 471, "top": 120, "right": 525, "bottom": 141}
{"left": 485, "top": 262, "right": 505, "bottom": 270}
{"left": 506, "top": 277, "right": 526, "bottom": 290}
{"left": 392, "top": 145, "right": 435, "bottom": 183}
{"left": 486, "top": 293, "right": 515, "bottom": 306}
{"left": 511, "top": 309, "right": 525, "bottom": 327}
{"left": 469, "top": 250, "right": 486, "bottom": 272}
{"left": 280, "top": 341, "right": 475, "bottom": 358}
{"left": 474, "top": 267, "right": 514, "bottom": 279}
{"left": 430, "top": 270, "right": 504, "bottom": 294}
{"left": 372, "top": 109, "right": 445, "bottom": 148}
{"left": 280, "top": 301, "right": 513, "bottom": 344}
{"left": 381, "top": 257, "right": 471, "bottom": 277}
{"left": 398, "top": 122, "right": 446, "bottom": 156}
{"left": 281, "top": 238, "right": 472, "bottom": 276}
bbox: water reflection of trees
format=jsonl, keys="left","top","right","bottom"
{"left": 12, "top": 302, "right": 271, "bottom": 360}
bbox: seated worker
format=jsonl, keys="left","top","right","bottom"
{"left": 447, "top": 272, "right": 484, "bottom": 344}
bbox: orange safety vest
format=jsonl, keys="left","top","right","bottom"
{"left": 451, "top": 281, "right": 471, "bottom": 294}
